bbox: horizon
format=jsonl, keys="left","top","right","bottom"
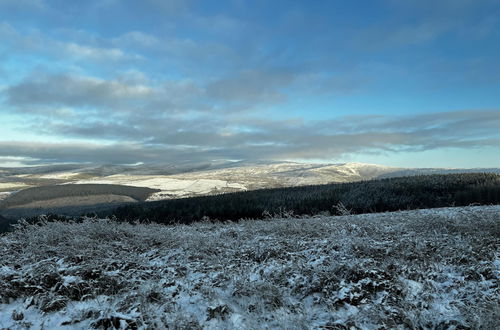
{"left": 1, "top": 0, "right": 499, "bottom": 168}
{"left": 0, "top": 159, "right": 498, "bottom": 171}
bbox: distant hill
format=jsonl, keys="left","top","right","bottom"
{"left": 379, "top": 167, "right": 500, "bottom": 178}
{"left": 1, "top": 172, "right": 499, "bottom": 230}
{"left": 0, "top": 184, "right": 160, "bottom": 219}
{"left": 110, "top": 173, "right": 500, "bottom": 226}
{"left": 1, "top": 161, "right": 499, "bottom": 218}
{"left": 2, "top": 161, "right": 499, "bottom": 192}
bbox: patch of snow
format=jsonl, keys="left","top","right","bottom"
{"left": 0, "top": 183, "right": 29, "bottom": 190}
{"left": 74, "top": 175, "right": 247, "bottom": 200}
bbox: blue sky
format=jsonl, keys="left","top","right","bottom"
{"left": 0, "top": 0, "right": 499, "bottom": 167}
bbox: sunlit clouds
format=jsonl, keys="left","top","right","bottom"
{"left": 0, "top": 0, "right": 499, "bottom": 167}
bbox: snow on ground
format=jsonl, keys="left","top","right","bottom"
{"left": 37, "top": 172, "right": 83, "bottom": 180}
{"left": 71, "top": 162, "right": 395, "bottom": 198}
{"left": 0, "top": 183, "right": 30, "bottom": 191}
{"left": 0, "top": 192, "right": 12, "bottom": 201}
{"left": 161, "top": 162, "right": 399, "bottom": 188}
{"left": 0, "top": 162, "right": 456, "bottom": 204}
{"left": 74, "top": 175, "right": 247, "bottom": 200}
{"left": 0, "top": 206, "right": 499, "bottom": 329}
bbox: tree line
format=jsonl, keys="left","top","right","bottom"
{"left": 110, "top": 173, "right": 500, "bottom": 225}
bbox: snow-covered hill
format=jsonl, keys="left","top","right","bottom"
{"left": 70, "top": 162, "right": 399, "bottom": 201}
{"left": 1, "top": 206, "right": 498, "bottom": 329}
{"left": 1, "top": 161, "right": 499, "bottom": 205}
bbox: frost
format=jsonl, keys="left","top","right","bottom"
{"left": 0, "top": 205, "right": 498, "bottom": 329}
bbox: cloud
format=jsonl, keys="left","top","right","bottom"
{"left": 62, "top": 42, "right": 138, "bottom": 61}
{"left": 5, "top": 68, "right": 305, "bottom": 115}
{"left": 1, "top": 0, "right": 498, "bottom": 167}
{"left": 0, "top": 141, "right": 177, "bottom": 164}
{"left": 7, "top": 73, "right": 152, "bottom": 109}
{"left": 206, "top": 69, "right": 295, "bottom": 107}
{"left": 4, "top": 72, "right": 206, "bottom": 116}
{"left": 116, "top": 31, "right": 161, "bottom": 48}
{"left": 0, "top": 23, "right": 139, "bottom": 63}
{"left": 1, "top": 109, "right": 498, "bottom": 165}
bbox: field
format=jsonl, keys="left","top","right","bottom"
{"left": 74, "top": 175, "right": 247, "bottom": 200}
{"left": 1, "top": 205, "right": 498, "bottom": 329}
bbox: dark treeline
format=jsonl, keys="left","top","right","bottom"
{"left": 111, "top": 173, "right": 500, "bottom": 225}
{"left": 0, "top": 184, "right": 160, "bottom": 209}
{"left": 0, "top": 215, "right": 14, "bottom": 233}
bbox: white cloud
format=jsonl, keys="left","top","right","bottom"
{"left": 1, "top": 105, "right": 499, "bottom": 165}
{"left": 63, "top": 42, "right": 137, "bottom": 61}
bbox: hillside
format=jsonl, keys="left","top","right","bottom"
{"left": 1, "top": 163, "right": 499, "bottom": 220}
{"left": 2, "top": 162, "right": 499, "bottom": 203}
{"left": 0, "top": 206, "right": 498, "bottom": 329}
{"left": 0, "top": 162, "right": 399, "bottom": 201}
{"left": 0, "top": 184, "right": 160, "bottom": 219}
{"left": 111, "top": 173, "right": 500, "bottom": 225}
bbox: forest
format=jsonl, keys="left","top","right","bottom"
{"left": 0, "top": 184, "right": 159, "bottom": 210}
{"left": 1, "top": 173, "right": 499, "bottom": 233}
{"left": 109, "top": 173, "right": 500, "bottom": 225}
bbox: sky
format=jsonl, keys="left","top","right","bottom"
{"left": 0, "top": 0, "right": 499, "bottom": 168}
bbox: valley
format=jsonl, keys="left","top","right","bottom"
{"left": 1, "top": 161, "right": 499, "bottom": 220}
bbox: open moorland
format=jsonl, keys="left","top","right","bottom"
{"left": 0, "top": 205, "right": 498, "bottom": 329}
{"left": 1, "top": 161, "right": 499, "bottom": 204}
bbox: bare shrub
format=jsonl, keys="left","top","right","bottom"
{"left": 0, "top": 205, "right": 498, "bottom": 329}
{"left": 333, "top": 201, "right": 351, "bottom": 215}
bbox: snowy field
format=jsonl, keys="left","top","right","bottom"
{"left": 67, "top": 163, "right": 394, "bottom": 201}
{"left": 0, "top": 162, "right": 397, "bottom": 203}
{"left": 0, "top": 206, "right": 499, "bottom": 329}
{"left": 0, "top": 192, "right": 12, "bottom": 202}
{"left": 73, "top": 175, "right": 247, "bottom": 200}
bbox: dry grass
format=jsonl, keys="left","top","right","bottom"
{"left": 0, "top": 206, "right": 499, "bottom": 329}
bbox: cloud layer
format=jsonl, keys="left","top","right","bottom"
{"left": 1, "top": 106, "right": 499, "bottom": 165}
{"left": 0, "top": 0, "right": 499, "bottom": 166}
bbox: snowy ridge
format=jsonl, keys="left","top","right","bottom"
{"left": 62, "top": 162, "right": 398, "bottom": 201}
{"left": 2, "top": 162, "right": 499, "bottom": 204}
{"left": 0, "top": 206, "right": 499, "bottom": 329}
